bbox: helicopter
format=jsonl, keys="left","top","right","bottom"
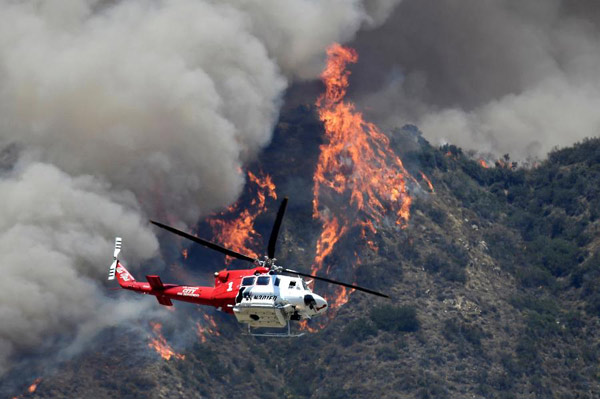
{"left": 108, "top": 198, "right": 388, "bottom": 336}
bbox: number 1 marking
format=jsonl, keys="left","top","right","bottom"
{"left": 226, "top": 281, "right": 234, "bottom": 292}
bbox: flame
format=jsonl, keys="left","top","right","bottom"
{"left": 196, "top": 314, "right": 220, "bottom": 343}
{"left": 148, "top": 322, "right": 185, "bottom": 361}
{"left": 360, "top": 219, "right": 377, "bottom": 236}
{"left": 311, "top": 216, "right": 347, "bottom": 275}
{"left": 9, "top": 377, "right": 42, "bottom": 399}
{"left": 478, "top": 159, "right": 489, "bottom": 168}
{"left": 181, "top": 248, "right": 188, "bottom": 260}
{"left": 495, "top": 158, "right": 514, "bottom": 169}
{"left": 330, "top": 286, "right": 352, "bottom": 309}
{"left": 366, "top": 240, "right": 378, "bottom": 252}
{"left": 208, "top": 171, "right": 276, "bottom": 263}
{"left": 309, "top": 43, "right": 415, "bottom": 315}
{"left": 419, "top": 171, "right": 434, "bottom": 192}
{"left": 247, "top": 170, "right": 277, "bottom": 202}
{"left": 27, "top": 378, "right": 42, "bottom": 394}
{"left": 299, "top": 319, "right": 319, "bottom": 333}
{"left": 196, "top": 323, "right": 208, "bottom": 344}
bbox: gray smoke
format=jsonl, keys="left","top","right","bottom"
{"left": 0, "top": 0, "right": 401, "bottom": 378}
{"left": 0, "top": 161, "right": 159, "bottom": 375}
{"left": 351, "top": 0, "right": 600, "bottom": 160}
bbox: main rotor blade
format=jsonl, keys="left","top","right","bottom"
{"left": 267, "top": 197, "right": 288, "bottom": 259}
{"left": 281, "top": 268, "right": 389, "bottom": 298}
{"left": 150, "top": 220, "right": 256, "bottom": 263}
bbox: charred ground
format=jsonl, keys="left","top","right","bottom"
{"left": 5, "top": 106, "right": 600, "bottom": 399}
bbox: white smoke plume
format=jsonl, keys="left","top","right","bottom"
{"left": 0, "top": 0, "right": 401, "bottom": 378}
{"left": 351, "top": 0, "right": 600, "bottom": 160}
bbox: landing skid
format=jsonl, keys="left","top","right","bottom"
{"left": 246, "top": 322, "right": 304, "bottom": 338}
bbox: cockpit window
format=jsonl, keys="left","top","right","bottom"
{"left": 288, "top": 281, "right": 296, "bottom": 288}
{"left": 274, "top": 277, "right": 280, "bottom": 287}
{"left": 302, "top": 280, "right": 309, "bottom": 290}
{"left": 256, "top": 276, "right": 270, "bottom": 285}
{"left": 241, "top": 277, "right": 255, "bottom": 286}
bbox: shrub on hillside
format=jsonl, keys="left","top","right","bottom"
{"left": 424, "top": 253, "right": 467, "bottom": 283}
{"left": 339, "top": 318, "right": 377, "bottom": 346}
{"left": 369, "top": 304, "right": 419, "bottom": 332}
{"left": 529, "top": 237, "right": 581, "bottom": 277}
{"left": 442, "top": 318, "right": 484, "bottom": 347}
{"left": 516, "top": 265, "right": 554, "bottom": 288}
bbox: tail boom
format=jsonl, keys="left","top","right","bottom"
{"left": 107, "top": 237, "right": 218, "bottom": 309}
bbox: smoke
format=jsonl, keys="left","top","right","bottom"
{"left": 0, "top": 0, "right": 401, "bottom": 380}
{"left": 351, "top": 0, "right": 600, "bottom": 160}
{"left": 0, "top": 0, "right": 287, "bottom": 222}
{"left": 234, "top": 0, "right": 403, "bottom": 79}
{"left": 0, "top": 161, "right": 158, "bottom": 375}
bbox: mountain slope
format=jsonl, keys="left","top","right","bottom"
{"left": 7, "top": 107, "right": 600, "bottom": 399}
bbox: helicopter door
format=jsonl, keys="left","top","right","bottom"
{"left": 232, "top": 275, "right": 286, "bottom": 328}
{"left": 250, "top": 275, "right": 278, "bottom": 301}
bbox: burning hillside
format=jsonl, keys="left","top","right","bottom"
{"left": 206, "top": 170, "right": 277, "bottom": 262}
{"left": 147, "top": 322, "right": 185, "bottom": 361}
{"left": 308, "top": 43, "right": 419, "bottom": 314}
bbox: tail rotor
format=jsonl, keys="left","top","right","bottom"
{"left": 108, "top": 237, "right": 122, "bottom": 281}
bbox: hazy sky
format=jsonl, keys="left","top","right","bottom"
{"left": 351, "top": 0, "right": 600, "bottom": 160}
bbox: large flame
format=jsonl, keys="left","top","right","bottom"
{"left": 313, "top": 43, "right": 413, "bottom": 228}
{"left": 148, "top": 322, "right": 185, "bottom": 361}
{"left": 208, "top": 171, "right": 276, "bottom": 262}
{"left": 309, "top": 43, "right": 417, "bottom": 320}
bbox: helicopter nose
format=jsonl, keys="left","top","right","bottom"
{"left": 313, "top": 294, "right": 327, "bottom": 313}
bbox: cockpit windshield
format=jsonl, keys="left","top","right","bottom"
{"left": 302, "top": 279, "right": 310, "bottom": 291}
{"left": 241, "top": 276, "right": 255, "bottom": 286}
{"left": 256, "top": 276, "right": 270, "bottom": 285}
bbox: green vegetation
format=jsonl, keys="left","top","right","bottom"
{"left": 424, "top": 253, "right": 467, "bottom": 283}
{"left": 442, "top": 318, "right": 484, "bottom": 347}
{"left": 442, "top": 138, "right": 600, "bottom": 293}
{"left": 369, "top": 304, "right": 420, "bottom": 332}
{"left": 339, "top": 318, "right": 377, "bottom": 346}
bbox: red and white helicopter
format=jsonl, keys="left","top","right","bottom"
{"left": 108, "top": 198, "right": 388, "bottom": 336}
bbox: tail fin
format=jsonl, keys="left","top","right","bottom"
{"left": 115, "top": 262, "right": 136, "bottom": 287}
{"left": 146, "top": 275, "right": 173, "bottom": 306}
{"left": 108, "top": 237, "right": 136, "bottom": 287}
{"left": 146, "top": 275, "right": 165, "bottom": 290}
